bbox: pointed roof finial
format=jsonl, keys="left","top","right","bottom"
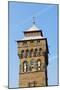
{"left": 32, "top": 16, "right": 35, "bottom": 25}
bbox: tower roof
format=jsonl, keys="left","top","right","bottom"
{"left": 24, "top": 24, "right": 40, "bottom": 33}
{"left": 27, "top": 24, "right": 39, "bottom": 31}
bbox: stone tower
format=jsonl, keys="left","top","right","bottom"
{"left": 17, "top": 21, "right": 49, "bottom": 88}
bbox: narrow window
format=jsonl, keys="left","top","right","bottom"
{"left": 30, "top": 49, "right": 33, "bottom": 57}
{"left": 25, "top": 49, "right": 29, "bottom": 58}
{"left": 30, "top": 60, "right": 34, "bottom": 71}
{"left": 23, "top": 61, "right": 28, "bottom": 72}
{"left": 37, "top": 60, "right": 41, "bottom": 71}
{"left": 34, "top": 48, "right": 38, "bottom": 57}
{"left": 39, "top": 48, "right": 42, "bottom": 56}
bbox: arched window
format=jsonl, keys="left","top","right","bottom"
{"left": 21, "top": 50, "right": 24, "bottom": 58}
{"left": 30, "top": 60, "right": 33, "bottom": 71}
{"left": 34, "top": 48, "right": 38, "bottom": 57}
{"left": 30, "top": 49, "right": 33, "bottom": 57}
{"left": 37, "top": 59, "right": 41, "bottom": 71}
{"left": 30, "top": 59, "right": 36, "bottom": 71}
{"left": 39, "top": 48, "right": 42, "bottom": 56}
{"left": 23, "top": 61, "right": 28, "bottom": 72}
{"left": 25, "top": 49, "right": 29, "bottom": 58}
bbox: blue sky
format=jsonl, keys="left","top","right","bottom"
{"left": 9, "top": 2, "right": 58, "bottom": 88}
